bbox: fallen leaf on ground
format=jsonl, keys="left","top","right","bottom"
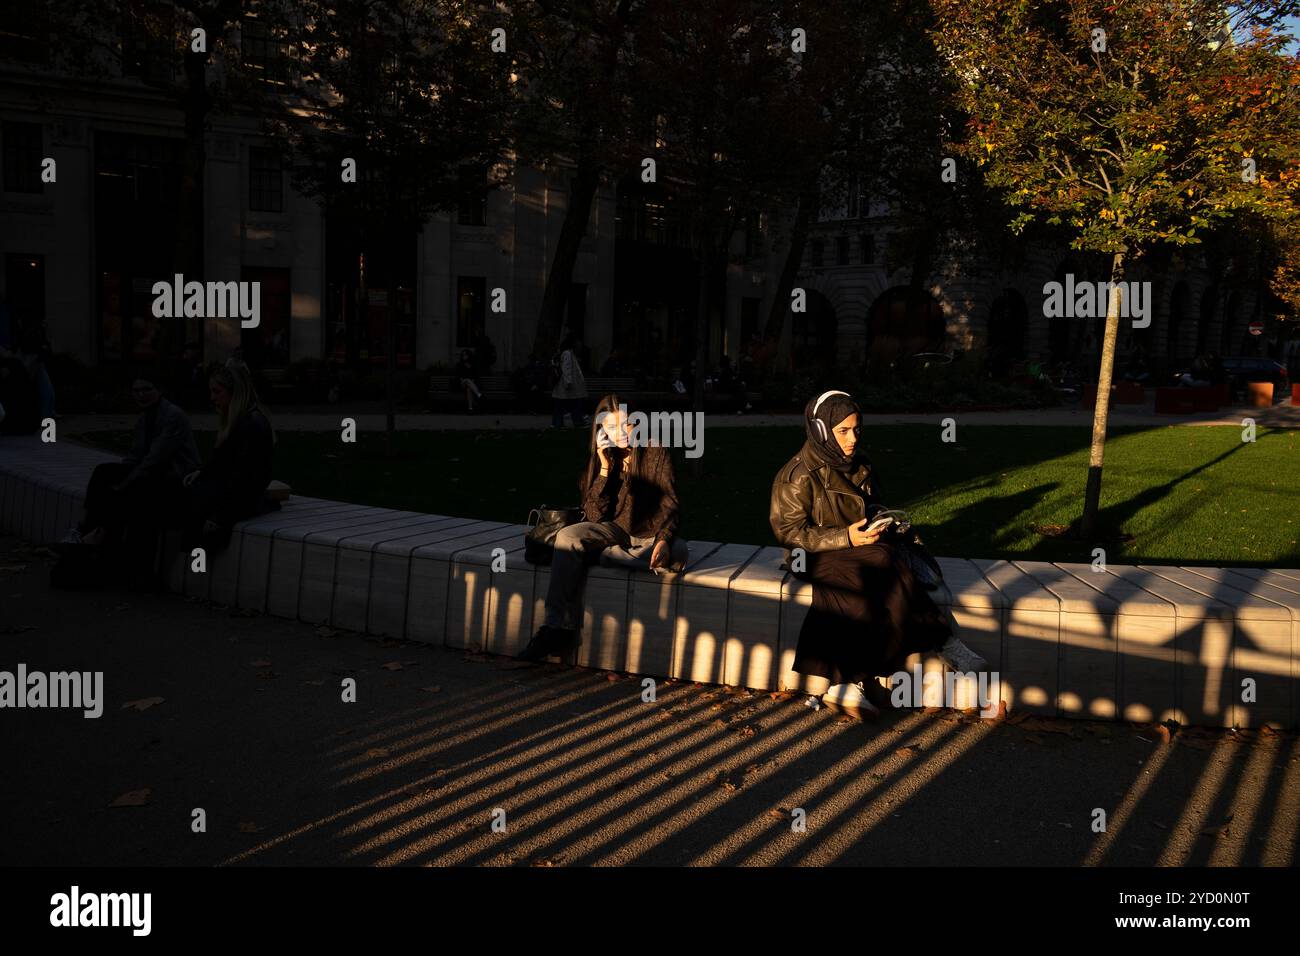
{"left": 109, "top": 789, "right": 151, "bottom": 807}
{"left": 766, "top": 808, "right": 789, "bottom": 820}
{"left": 604, "top": 673, "right": 621, "bottom": 682}
{"left": 381, "top": 662, "right": 404, "bottom": 671}
{"left": 1200, "top": 816, "right": 1234, "bottom": 838}
{"left": 237, "top": 822, "right": 262, "bottom": 833}
{"left": 121, "top": 697, "right": 165, "bottom": 712}
{"left": 364, "top": 747, "right": 392, "bottom": 759}
{"left": 895, "top": 745, "right": 922, "bottom": 757}
{"left": 334, "top": 729, "right": 352, "bottom": 736}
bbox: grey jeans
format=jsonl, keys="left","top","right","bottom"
{"left": 542, "top": 520, "right": 690, "bottom": 630}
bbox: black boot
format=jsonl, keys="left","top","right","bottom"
{"left": 518, "top": 626, "right": 576, "bottom": 662}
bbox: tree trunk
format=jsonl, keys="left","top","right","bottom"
{"left": 759, "top": 182, "right": 818, "bottom": 368}
{"left": 384, "top": 173, "right": 398, "bottom": 458}
{"left": 531, "top": 154, "right": 601, "bottom": 362}
{"left": 177, "top": 42, "right": 210, "bottom": 358}
{"left": 1080, "top": 250, "right": 1126, "bottom": 543}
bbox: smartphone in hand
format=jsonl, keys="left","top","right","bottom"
{"left": 864, "top": 514, "right": 895, "bottom": 536}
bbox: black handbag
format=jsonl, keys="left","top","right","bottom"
{"left": 896, "top": 528, "right": 944, "bottom": 591}
{"left": 523, "top": 505, "right": 583, "bottom": 565}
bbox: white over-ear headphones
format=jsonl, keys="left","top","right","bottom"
{"left": 810, "top": 390, "right": 851, "bottom": 441}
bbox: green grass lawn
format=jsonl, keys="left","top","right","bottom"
{"left": 77, "top": 423, "right": 1300, "bottom": 566}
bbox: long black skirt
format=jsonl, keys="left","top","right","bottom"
{"left": 792, "top": 541, "right": 950, "bottom": 686}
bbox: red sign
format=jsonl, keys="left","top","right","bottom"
{"left": 1248, "top": 321, "right": 1264, "bottom": 336}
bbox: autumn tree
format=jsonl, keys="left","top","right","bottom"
{"left": 931, "top": 0, "right": 1300, "bottom": 543}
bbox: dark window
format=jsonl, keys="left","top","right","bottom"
{"left": 5, "top": 254, "right": 46, "bottom": 342}
{"left": 241, "top": 267, "right": 291, "bottom": 367}
{"left": 740, "top": 296, "right": 760, "bottom": 349}
{"left": 810, "top": 238, "right": 824, "bottom": 268}
{"left": 743, "top": 211, "right": 762, "bottom": 258}
{"left": 2, "top": 122, "right": 43, "bottom": 193}
{"left": 456, "top": 276, "right": 486, "bottom": 348}
{"left": 248, "top": 147, "right": 283, "bottom": 212}
{"left": 241, "top": 18, "right": 291, "bottom": 86}
{"left": 835, "top": 235, "right": 849, "bottom": 266}
{"left": 457, "top": 165, "right": 487, "bottom": 226}
{"left": 860, "top": 233, "right": 875, "bottom": 265}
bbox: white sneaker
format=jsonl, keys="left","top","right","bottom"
{"left": 822, "top": 682, "right": 880, "bottom": 720}
{"left": 938, "top": 635, "right": 988, "bottom": 673}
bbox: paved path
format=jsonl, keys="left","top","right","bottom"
{"left": 51, "top": 399, "right": 1300, "bottom": 435}
{"left": 2, "top": 533, "right": 1295, "bottom": 866}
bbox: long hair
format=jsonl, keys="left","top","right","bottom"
{"left": 211, "top": 360, "right": 275, "bottom": 447}
{"left": 581, "top": 392, "right": 638, "bottom": 494}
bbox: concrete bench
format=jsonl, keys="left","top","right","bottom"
{"left": 2, "top": 436, "right": 1296, "bottom": 729}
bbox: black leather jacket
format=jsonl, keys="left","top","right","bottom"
{"left": 769, "top": 440, "right": 879, "bottom": 565}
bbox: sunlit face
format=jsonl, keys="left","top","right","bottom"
{"left": 832, "top": 413, "right": 860, "bottom": 458}
{"left": 598, "top": 407, "right": 632, "bottom": 449}
{"left": 210, "top": 379, "right": 233, "bottom": 411}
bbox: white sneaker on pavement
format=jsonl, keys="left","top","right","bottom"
{"left": 822, "top": 682, "right": 880, "bottom": 720}
{"left": 938, "top": 635, "right": 988, "bottom": 673}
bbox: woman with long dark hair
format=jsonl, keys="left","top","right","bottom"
{"left": 520, "top": 393, "right": 689, "bottom": 661}
{"left": 770, "top": 389, "right": 987, "bottom": 718}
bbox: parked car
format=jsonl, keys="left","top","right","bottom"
{"left": 1220, "top": 356, "right": 1289, "bottom": 390}
{"left": 1172, "top": 357, "right": 1289, "bottom": 402}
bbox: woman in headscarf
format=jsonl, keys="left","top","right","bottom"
{"left": 769, "top": 389, "right": 987, "bottom": 718}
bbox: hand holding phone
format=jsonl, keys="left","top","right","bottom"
{"left": 864, "top": 514, "right": 896, "bottom": 536}
{"left": 848, "top": 518, "right": 884, "bottom": 547}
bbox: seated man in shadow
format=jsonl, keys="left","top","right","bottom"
{"left": 59, "top": 373, "right": 201, "bottom": 576}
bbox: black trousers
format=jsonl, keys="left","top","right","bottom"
{"left": 82, "top": 462, "right": 185, "bottom": 568}
{"left": 792, "top": 541, "right": 950, "bottom": 686}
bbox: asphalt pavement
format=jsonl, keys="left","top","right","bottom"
{"left": 1, "top": 533, "right": 1295, "bottom": 867}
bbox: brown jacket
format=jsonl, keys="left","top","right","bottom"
{"left": 769, "top": 440, "right": 879, "bottom": 564}
{"left": 580, "top": 444, "right": 680, "bottom": 544}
